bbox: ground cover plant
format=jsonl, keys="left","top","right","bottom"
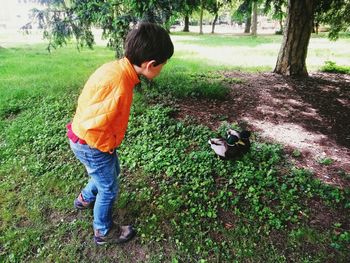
{"left": 0, "top": 33, "right": 350, "bottom": 262}
{"left": 321, "top": 61, "right": 350, "bottom": 74}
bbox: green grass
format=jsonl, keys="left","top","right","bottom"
{"left": 0, "top": 34, "right": 350, "bottom": 262}
{"left": 171, "top": 32, "right": 350, "bottom": 71}
{"left": 320, "top": 61, "right": 350, "bottom": 74}
{"left": 172, "top": 32, "right": 282, "bottom": 47}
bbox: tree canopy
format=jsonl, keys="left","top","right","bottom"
{"left": 316, "top": 0, "right": 350, "bottom": 40}
{"left": 31, "top": 0, "right": 350, "bottom": 76}
{"left": 33, "top": 0, "right": 181, "bottom": 55}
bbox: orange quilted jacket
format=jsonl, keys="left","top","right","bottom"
{"left": 71, "top": 57, "right": 140, "bottom": 152}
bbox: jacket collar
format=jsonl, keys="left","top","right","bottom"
{"left": 121, "top": 57, "right": 140, "bottom": 86}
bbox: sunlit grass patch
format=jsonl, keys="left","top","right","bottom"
{"left": 171, "top": 33, "right": 350, "bottom": 72}
{"left": 320, "top": 61, "right": 350, "bottom": 74}
{"left": 172, "top": 32, "right": 282, "bottom": 47}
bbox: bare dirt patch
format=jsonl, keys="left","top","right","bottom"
{"left": 174, "top": 72, "right": 350, "bottom": 187}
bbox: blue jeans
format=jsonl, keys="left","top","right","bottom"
{"left": 69, "top": 140, "right": 120, "bottom": 236}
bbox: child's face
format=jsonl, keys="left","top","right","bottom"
{"left": 144, "top": 61, "right": 166, "bottom": 80}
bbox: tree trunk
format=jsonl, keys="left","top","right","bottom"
{"left": 251, "top": 2, "right": 258, "bottom": 36}
{"left": 199, "top": 2, "right": 204, "bottom": 34}
{"left": 164, "top": 12, "right": 171, "bottom": 33}
{"left": 211, "top": 14, "right": 218, "bottom": 34}
{"left": 274, "top": 0, "right": 315, "bottom": 76}
{"left": 244, "top": 15, "right": 251, "bottom": 33}
{"left": 279, "top": 18, "right": 283, "bottom": 33}
{"left": 183, "top": 15, "right": 189, "bottom": 32}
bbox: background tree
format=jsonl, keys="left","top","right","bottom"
{"left": 32, "top": 0, "right": 135, "bottom": 56}
{"left": 179, "top": 0, "right": 200, "bottom": 32}
{"left": 32, "top": 0, "right": 180, "bottom": 56}
{"left": 264, "top": 0, "right": 286, "bottom": 34}
{"left": 316, "top": 0, "right": 350, "bottom": 40}
{"left": 235, "top": 0, "right": 270, "bottom": 36}
{"left": 274, "top": 0, "right": 350, "bottom": 76}
{"left": 205, "top": 0, "right": 231, "bottom": 34}
{"left": 233, "top": 0, "right": 253, "bottom": 33}
{"left": 33, "top": 0, "right": 350, "bottom": 77}
{"left": 131, "top": 0, "right": 183, "bottom": 32}
{"left": 273, "top": 0, "right": 316, "bottom": 76}
{"left": 251, "top": 1, "right": 258, "bottom": 35}
{"left": 199, "top": 0, "right": 205, "bottom": 34}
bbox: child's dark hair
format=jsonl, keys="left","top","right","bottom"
{"left": 124, "top": 22, "right": 174, "bottom": 66}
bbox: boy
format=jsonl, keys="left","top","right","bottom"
{"left": 67, "top": 22, "right": 174, "bottom": 245}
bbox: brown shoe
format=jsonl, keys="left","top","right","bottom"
{"left": 94, "top": 225, "right": 136, "bottom": 245}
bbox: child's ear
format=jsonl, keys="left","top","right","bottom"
{"left": 145, "top": 60, "right": 156, "bottom": 69}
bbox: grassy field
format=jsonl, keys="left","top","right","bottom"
{"left": 0, "top": 32, "right": 350, "bottom": 262}
{"left": 171, "top": 32, "right": 350, "bottom": 71}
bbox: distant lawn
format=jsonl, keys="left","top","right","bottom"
{"left": 173, "top": 32, "right": 282, "bottom": 47}
{"left": 171, "top": 32, "right": 350, "bottom": 71}
{"left": 0, "top": 34, "right": 349, "bottom": 262}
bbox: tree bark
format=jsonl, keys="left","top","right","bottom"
{"left": 279, "top": 18, "right": 283, "bottom": 33}
{"left": 164, "top": 12, "right": 171, "bottom": 33}
{"left": 251, "top": 1, "right": 258, "bottom": 36}
{"left": 274, "top": 0, "right": 316, "bottom": 76}
{"left": 183, "top": 15, "right": 189, "bottom": 32}
{"left": 244, "top": 15, "right": 251, "bottom": 33}
{"left": 211, "top": 14, "right": 218, "bottom": 34}
{"left": 199, "top": 2, "right": 204, "bottom": 34}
